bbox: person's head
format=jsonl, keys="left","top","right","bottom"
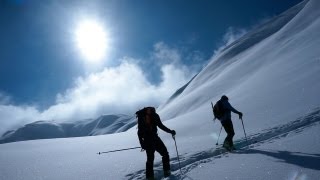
{"left": 221, "top": 95, "right": 229, "bottom": 101}
{"left": 145, "top": 107, "right": 156, "bottom": 115}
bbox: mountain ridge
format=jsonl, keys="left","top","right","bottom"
{"left": 0, "top": 114, "right": 134, "bottom": 144}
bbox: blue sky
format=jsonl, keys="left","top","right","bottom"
{"left": 0, "top": 0, "right": 303, "bottom": 132}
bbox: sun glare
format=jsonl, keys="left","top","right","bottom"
{"left": 75, "top": 20, "right": 110, "bottom": 62}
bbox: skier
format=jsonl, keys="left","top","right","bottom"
{"left": 217, "top": 95, "right": 243, "bottom": 151}
{"left": 136, "top": 107, "right": 176, "bottom": 180}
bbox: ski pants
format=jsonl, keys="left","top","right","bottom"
{"left": 221, "top": 119, "right": 235, "bottom": 147}
{"left": 145, "top": 136, "right": 170, "bottom": 178}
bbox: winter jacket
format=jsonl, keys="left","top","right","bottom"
{"left": 137, "top": 111, "right": 172, "bottom": 147}
{"left": 220, "top": 99, "right": 240, "bottom": 122}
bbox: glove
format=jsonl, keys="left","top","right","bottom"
{"left": 170, "top": 130, "right": 176, "bottom": 136}
{"left": 238, "top": 112, "right": 243, "bottom": 119}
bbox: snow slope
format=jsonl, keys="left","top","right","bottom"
{"left": 1, "top": 0, "right": 320, "bottom": 179}
{"left": 0, "top": 114, "right": 135, "bottom": 144}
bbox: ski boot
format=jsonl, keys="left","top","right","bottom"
{"left": 231, "top": 145, "right": 237, "bottom": 151}
{"left": 164, "top": 170, "right": 171, "bottom": 177}
{"left": 146, "top": 176, "right": 156, "bottom": 180}
{"left": 223, "top": 142, "right": 232, "bottom": 151}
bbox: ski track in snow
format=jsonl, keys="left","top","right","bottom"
{"left": 125, "top": 108, "right": 320, "bottom": 180}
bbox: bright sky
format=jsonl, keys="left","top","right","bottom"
{"left": 0, "top": 0, "right": 303, "bottom": 132}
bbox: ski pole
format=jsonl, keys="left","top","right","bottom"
{"left": 172, "top": 135, "right": 183, "bottom": 175}
{"left": 216, "top": 126, "right": 222, "bottom": 145}
{"left": 211, "top": 102, "right": 216, "bottom": 122}
{"left": 240, "top": 118, "right": 249, "bottom": 146}
{"left": 97, "top": 146, "right": 141, "bottom": 155}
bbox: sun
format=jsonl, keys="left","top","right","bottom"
{"left": 75, "top": 20, "right": 110, "bottom": 63}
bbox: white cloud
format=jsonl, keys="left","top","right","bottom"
{"left": 0, "top": 105, "right": 40, "bottom": 134}
{"left": 223, "top": 27, "right": 247, "bottom": 46}
{"left": 0, "top": 43, "right": 196, "bottom": 134}
{"left": 153, "top": 42, "right": 181, "bottom": 65}
{"left": 0, "top": 28, "right": 247, "bottom": 135}
{"left": 40, "top": 58, "right": 194, "bottom": 121}
{"left": 212, "top": 27, "right": 247, "bottom": 58}
{"left": 0, "top": 92, "right": 12, "bottom": 105}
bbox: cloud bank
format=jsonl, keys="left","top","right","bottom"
{"left": 0, "top": 26, "right": 249, "bottom": 134}
{"left": 0, "top": 43, "right": 197, "bottom": 134}
{"left": 42, "top": 59, "right": 193, "bottom": 121}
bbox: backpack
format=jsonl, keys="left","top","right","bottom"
{"left": 136, "top": 107, "right": 156, "bottom": 147}
{"left": 136, "top": 108, "right": 146, "bottom": 129}
{"left": 136, "top": 107, "right": 156, "bottom": 133}
{"left": 212, "top": 100, "right": 225, "bottom": 120}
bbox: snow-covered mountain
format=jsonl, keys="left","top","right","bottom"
{"left": 158, "top": 0, "right": 319, "bottom": 126}
{"left": 1, "top": 0, "right": 320, "bottom": 179}
{"left": 0, "top": 114, "right": 135, "bottom": 144}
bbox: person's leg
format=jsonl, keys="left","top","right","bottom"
{"left": 222, "top": 120, "right": 235, "bottom": 147}
{"left": 146, "top": 148, "right": 155, "bottom": 178}
{"left": 154, "top": 137, "right": 170, "bottom": 174}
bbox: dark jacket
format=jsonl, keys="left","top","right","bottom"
{"left": 220, "top": 99, "right": 241, "bottom": 122}
{"left": 137, "top": 109, "right": 171, "bottom": 147}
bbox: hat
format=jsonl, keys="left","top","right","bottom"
{"left": 221, "top": 95, "right": 229, "bottom": 100}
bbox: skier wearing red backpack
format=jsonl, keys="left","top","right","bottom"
{"left": 136, "top": 107, "right": 176, "bottom": 180}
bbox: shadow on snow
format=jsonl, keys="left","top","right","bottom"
{"left": 235, "top": 149, "right": 320, "bottom": 171}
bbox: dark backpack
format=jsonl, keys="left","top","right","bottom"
{"left": 213, "top": 100, "right": 224, "bottom": 120}
{"left": 136, "top": 108, "right": 146, "bottom": 128}
{"left": 136, "top": 107, "right": 156, "bottom": 147}
{"left": 136, "top": 107, "right": 156, "bottom": 133}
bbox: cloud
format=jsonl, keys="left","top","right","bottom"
{"left": 0, "top": 27, "right": 249, "bottom": 135}
{"left": 153, "top": 41, "right": 205, "bottom": 66}
{"left": 153, "top": 42, "right": 182, "bottom": 65}
{"left": 0, "top": 105, "right": 40, "bottom": 134}
{"left": 42, "top": 60, "right": 160, "bottom": 120}
{"left": 222, "top": 27, "right": 247, "bottom": 46}
{"left": 0, "top": 92, "right": 40, "bottom": 133}
{"left": 0, "top": 92, "right": 12, "bottom": 105}
{"left": 212, "top": 27, "right": 247, "bottom": 58}
{"left": 211, "top": 15, "right": 276, "bottom": 60}
{"left": 152, "top": 41, "right": 204, "bottom": 76}
{"left": 0, "top": 43, "right": 196, "bottom": 134}
{"left": 40, "top": 58, "right": 195, "bottom": 121}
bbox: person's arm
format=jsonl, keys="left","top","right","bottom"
{"left": 137, "top": 118, "right": 145, "bottom": 149}
{"left": 226, "top": 101, "right": 243, "bottom": 119}
{"left": 155, "top": 114, "right": 176, "bottom": 135}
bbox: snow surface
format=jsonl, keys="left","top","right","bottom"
{"left": 1, "top": 0, "right": 320, "bottom": 179}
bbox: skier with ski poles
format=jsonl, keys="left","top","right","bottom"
{"left": 136, "top": 107, "right": 176, "bottom": 180}
{"left": 213, "top": 95, "right": 243, "bottom": 151}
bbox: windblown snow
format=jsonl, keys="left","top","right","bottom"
{"left": 1, "top": 0, "right": 320, "bottom": 179}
